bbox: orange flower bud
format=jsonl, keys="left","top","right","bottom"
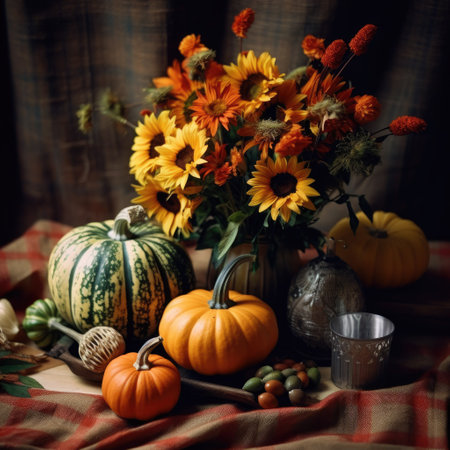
{"left": 179, "top": 34, "right": 207, "bottom": 58}
{"left": 354, "top": 95, "right": 381, "bottom": 125}
{"left": 302, "top": 35, "right": 325, "bottom": 60}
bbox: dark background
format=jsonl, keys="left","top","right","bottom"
{"left": 2, "top": 0, "right": 449, "bottom": 246}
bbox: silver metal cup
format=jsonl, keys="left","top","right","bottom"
{"left": 330, "top": 312, "right": 395, "bottom": 389}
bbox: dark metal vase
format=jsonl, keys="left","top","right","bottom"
{"left": 287, "top": 245, "right": 365, "bottom": 361}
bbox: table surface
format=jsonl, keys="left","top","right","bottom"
{"left": 1, "top": 220, "right": 449, "bottom": 449}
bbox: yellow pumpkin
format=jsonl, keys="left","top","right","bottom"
{"left": 329, "top": 211, "right": 429, "bottom": 288}
{"left": 158, "top": 254, "right": 279, "bottom": 375}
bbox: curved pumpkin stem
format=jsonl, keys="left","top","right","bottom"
{"left": 108, "top": 205, "right": 148, "bottom": 241}
{"left": 134, "top": 336, "right": 163, "bottom": 371}
{"left": 208, "top": 254, "right": 256, "bottom": 309}
{"left": 48, "top": 317, "right": 82, "bottom": 343}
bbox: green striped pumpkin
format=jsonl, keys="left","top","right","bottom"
{"left": 22, "top": 298, "right": 63, "bottom": 348}
{"left": 48, "top": 206, "right": 196, "bottom": 340}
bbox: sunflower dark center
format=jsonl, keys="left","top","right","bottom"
{"left": 204, "top": 99, "right": 227, "bottom": 116}
{"left": 149, "top": 133, "right": 165, "bottom": 158}
{"left": 240, "top": 73, "right": 267, "bottom": 101}
{"left": 156, "top": 192, "right": 181, "bottom": 214}
{"left": 261, "top": 103, "right": 285, "bottom": 121}
{"left": 270, "top": 173, "right": 297, "bottom": 197}
{"left": 175, "top": 145, "right": 194, "bottom": 169}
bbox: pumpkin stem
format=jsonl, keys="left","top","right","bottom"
{"left": 134, "top": 336, "right": 163, "bottom": 371}
{"left": 48, "top": 318, "right": 82, "bottom": 343}
{"left": 108, "top": 205, "right": 148, "bottom": 241}
{"left": 208, "top": 254, "right": 256, "bottom": 309}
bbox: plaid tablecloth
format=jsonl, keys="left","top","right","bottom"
{"left": 0, "top": 221, "right": 449, "bottom": 449}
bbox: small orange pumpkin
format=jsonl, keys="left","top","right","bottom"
{"left": 329, "top": 211, "right": 430, "bottom": 288}
{"left": 101, "top": 336, "right": 180, "bottom": 420}
{"left": 158, "top": 254, "right": 279, "bottom": 375}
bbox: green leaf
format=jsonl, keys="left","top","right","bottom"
{"left": 228, "top": 210, "right": 248, "bottom": 223}
{"left": 346, "top": 201, "right": 359, "bottom": 234}
{"left": 18, "top": 375, "right": 44, "bottom": 389}
{"left": 217, "top": 221, "right": 241, "bottom": 261}
{"left": 1, "top": 381, "right": 32, "bottom": 398}
{"left": 358, "top": 195, "right": 373, "bottom": 221}
{"left": 0, "top": 358, "right": 36, "bottom": 374}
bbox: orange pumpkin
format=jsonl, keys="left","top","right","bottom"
{"left": 158, "top": 254, "right": 279, "bottom": 375}
{"left": 329, "top": 211, "right": 429, "bottom": 288}
{"left": 101, "top": 336, "right": 180, "bottom": 420}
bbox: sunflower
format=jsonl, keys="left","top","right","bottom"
{"left": 157, "top": 121, "right": 208, "bottom": 190}
{"left": 132, "top": 178, "right": 201, "bottom": 237}
{"left": 247, "top": 156, "right": 320, "bottom": 223}
{"left": 190, "top": 81, "right": 242, "bottom": 136}
{"left": 257, "top": 80, "right": 308, "bottom": 124}
{"left": 129, "top": 111, "right": 177, "bottom": 184}
{"left": 223, "top": 50, "right": 284, "bottom": 117}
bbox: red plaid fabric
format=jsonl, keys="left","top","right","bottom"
{"left": 0, "top": 355, "right": 448, "bottom": 449}
{"left": 0, "top": 221, "right": 449, "bottom": 449}
{"left": 0, "top": 220, "right": 72, "bottom": 310}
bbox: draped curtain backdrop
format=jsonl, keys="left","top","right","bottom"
{"left": 2, "top": 0, "right": 449, "bottom": 246}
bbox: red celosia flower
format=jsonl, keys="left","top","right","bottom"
{"left": 354, "top": 95, "right": 381, "bottom": 124}
{"left": 349, "top": 24, "right": 377, "bottom": 56}
{"left": 302, "top": 35, "right": 325, "bottom": 60}
{"left": 389, "top": 116, "right": 427, "bottom": 135}
{"left": 321, "top": 39, "right": 347, "bottom": 70}
{"left": 232, "top": 8, "right": 255, "bottom": 39}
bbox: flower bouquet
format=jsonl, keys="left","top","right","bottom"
{"left": 77, "top": 8, "right": 426, "bottom": 270}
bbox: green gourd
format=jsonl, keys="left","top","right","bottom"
{"left": 47, "top": 206, "right": 195, "bottom": 340}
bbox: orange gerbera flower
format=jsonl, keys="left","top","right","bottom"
{"left": 214, "top": 164, "right": 233, "bottom": 186}
{"left": 200, "top": 142, "right": 232, "bottom": 186}
{"left": 301, "top": 70, "right": 347, "bottom": 106}
{"left": 275, "top": 124, "right": 313, "bottom": 157}
{"left": 179, "top": 34, "right": 208, "bottom": 58}
{"left": 190, "top": 81, "right": 242, "bottom": 136}
{"left": 301, "top": 35, "right": 325, "bottom": 60}
{"left": 153, "top": 59, "right": 192, "bottom": 97}
{"left": 354, "top": 95, "right": 380, "bottom": 125}
{"left": 239, "top": 120, "right": 287, "bottom": 160}
{"left": 232, "top": 8, "right": 255, "bottom": 39}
